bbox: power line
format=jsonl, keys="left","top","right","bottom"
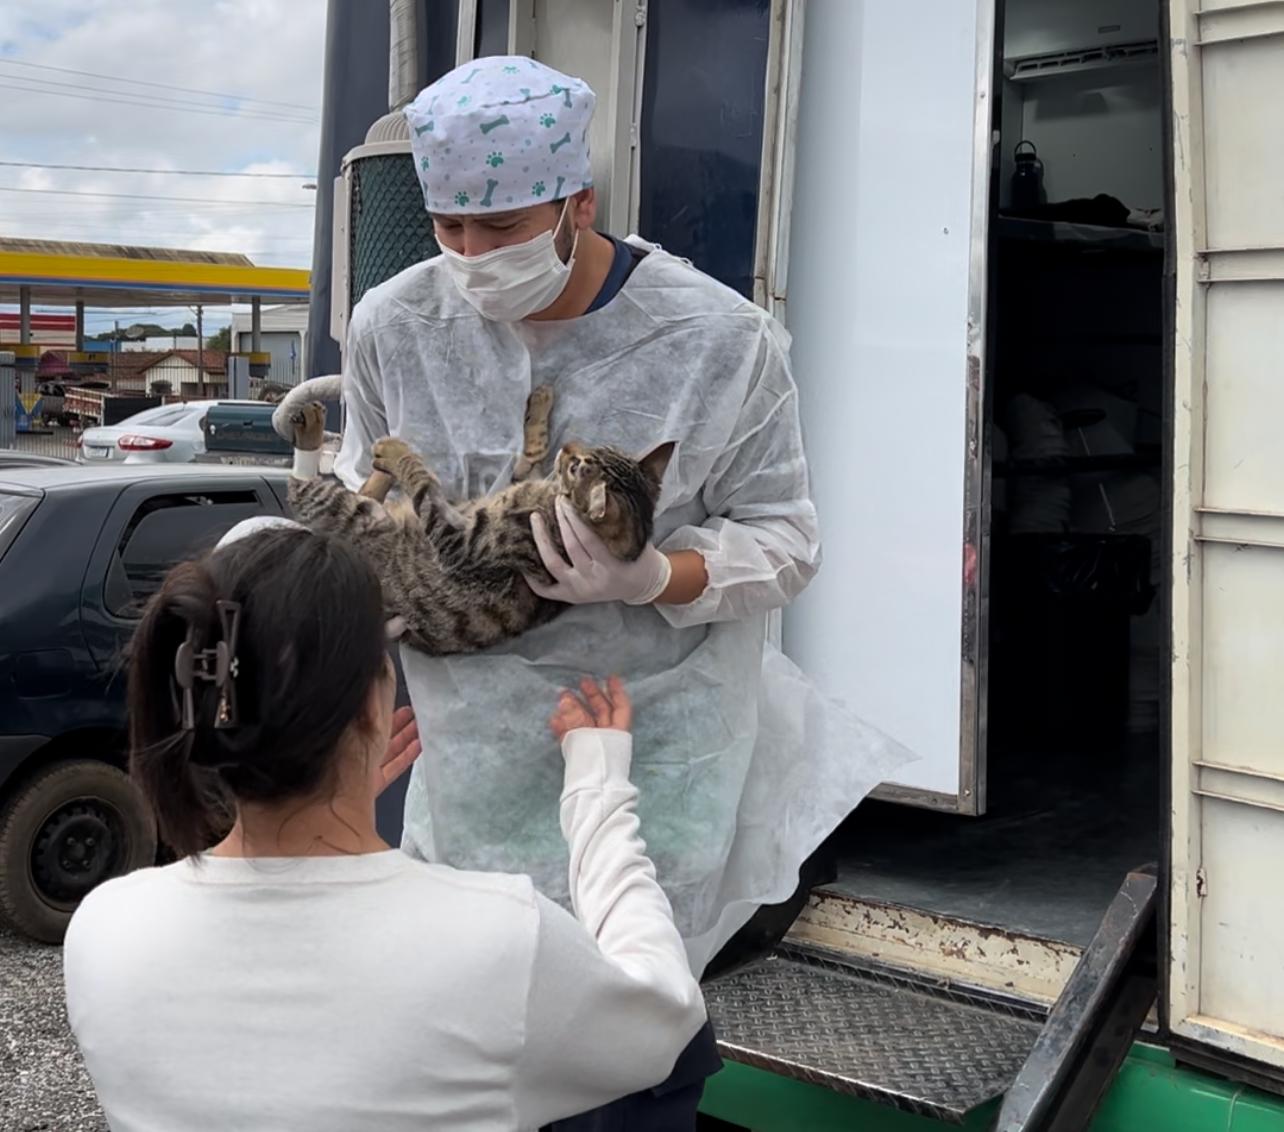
{"left": 0, "top": 80, "right": 317, "bottom": 126}
{"left": 0, "top": 82, "right": 313, "bottom": 126}
{"left": 7, "top": 72, "right": 317, "bottom": 122}
{"left": 0, "top": 186, "right": 313, "bottom": 208}
{"left": 0, "top": 57, "right": 319, "bottom": 112}
{"left": 0, "top": 160, "right": 315, "bottom": 179}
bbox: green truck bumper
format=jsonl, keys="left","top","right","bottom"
{"left": 701, "top": 1044, "right": 1284, "bottom": 1131}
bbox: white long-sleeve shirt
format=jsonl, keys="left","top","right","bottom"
{"left": 63, "top": 730, "right": 705, "bottom": 1131}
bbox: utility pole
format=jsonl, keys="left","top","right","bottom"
{"left": 193, "top": 305, "right": 205, "bottom": 399}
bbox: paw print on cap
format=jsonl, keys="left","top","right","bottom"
{"left": 540, "top": 113, "right": 556, "bottom": 128}
{"left": 486, "top": 152, "right": 505, "bottom": 168}
{"left": 532, "top": 181, "right": 546, "bottom": 197}
{"left": 454, "top": 191, "right": 470, "bottom": 207}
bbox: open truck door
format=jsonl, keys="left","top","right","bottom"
{"left": 780, "top": 0, "right": 995, "bottom": 816}
{"left": 1164, "top": 0, "right": 1284, "bottom": 1092}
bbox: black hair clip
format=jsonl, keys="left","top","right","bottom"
{"left": 173, "top": 600, "right": 242, "bottom": 731}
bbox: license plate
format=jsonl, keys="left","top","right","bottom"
{"left": 85, "top": 447, "right": 110, "bottom": 459}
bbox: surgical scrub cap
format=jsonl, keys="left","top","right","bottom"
{"left": 405, "top": 56, "right": 596, "bottom": 215}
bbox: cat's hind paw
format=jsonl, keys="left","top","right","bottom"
{"left": 290, "top": 402, "right": 327, "bottom": 452}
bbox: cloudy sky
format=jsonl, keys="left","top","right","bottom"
{"left": 1, "top": 0, "right": 328, "bottom": 332}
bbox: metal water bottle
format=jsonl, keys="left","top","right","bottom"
{"left": 1011, "top": 141, "right": 1045, "bottom": 210}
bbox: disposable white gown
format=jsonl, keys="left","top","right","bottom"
{"left": 335, "top": 239, "right": 913, "bottom": 973}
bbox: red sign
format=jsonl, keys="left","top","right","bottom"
{"left": 0, "top": 314, "right": 76, "bottom": 331}
{"left": 0, "top": 310, "right": 77, "bottom": 341}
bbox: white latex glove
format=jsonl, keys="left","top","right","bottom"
{"left": 528, "top": 496, "right": 672, "bottom": 606}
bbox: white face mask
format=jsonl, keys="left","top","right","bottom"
{"left": 440, "top": 199, "right": 578, "bottom": 322}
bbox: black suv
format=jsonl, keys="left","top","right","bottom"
{"left": 0, "top": 463, "right": 292, "bottom": 941}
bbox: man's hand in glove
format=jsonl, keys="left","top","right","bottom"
{"left": 527, "top": 497, "right": 672, "bottom": 606}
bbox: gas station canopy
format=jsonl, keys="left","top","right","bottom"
{"left": 0, "top": 238, "right": 309, "bottom": 308}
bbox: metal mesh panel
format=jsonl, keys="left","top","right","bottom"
{"left": 0, "top": 359, "right": 15, "bottom": 449}
{"left": 705, "top": 948, "right": 1045, "bottom": 1121}
{"left": 349, "top": 152, "right": 440, "bottom": 309}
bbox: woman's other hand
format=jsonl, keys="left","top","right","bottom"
{"left": 549, "top": 676, "right": 632, "bottom": 740}
{"left": 378, "top": 707, "right": 421, "bottom": 796}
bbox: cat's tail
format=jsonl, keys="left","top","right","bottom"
{"left": 272, "top": 374, "right": 344, "bottom": 444}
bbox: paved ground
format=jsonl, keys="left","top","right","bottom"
{"left": 0, "top": 927, "right": 104, "bottom": 1132}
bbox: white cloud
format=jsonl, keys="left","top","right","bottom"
{"left": 1, "top": 0, "right": 327, "bottom": 328}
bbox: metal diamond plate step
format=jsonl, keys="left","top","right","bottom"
{"left": 704, "top": 947, "right": 1047, "bottom": 1123}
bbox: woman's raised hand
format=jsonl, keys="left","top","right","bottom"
{"left": 548, "top": 676, "right": 632, "bottom": 740}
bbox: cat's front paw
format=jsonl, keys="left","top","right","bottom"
{"left": 290, "top": 402, "right": 327, "bottom": 451}
{"left": 372, "top": 437, "right": 414, "bottom": 475}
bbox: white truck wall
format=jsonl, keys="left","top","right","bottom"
{"left": 1168, "top": 0, "right": 1284, "bottom": 1074}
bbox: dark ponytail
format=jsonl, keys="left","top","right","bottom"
{"left": 127, "top": 527, "right": 388, "bottom": 858}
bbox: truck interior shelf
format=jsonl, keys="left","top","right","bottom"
{"left": 994, "top": 217, "right": 1164, "bottom": 254}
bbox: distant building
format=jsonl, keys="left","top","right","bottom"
{"left": 231, "top": 304, "right": 307, "bottom": 385}
{"left": 138, "top": 350, "right": 229, "bottom": 398}
{"left": 119, "top": 335, "right": 200, "bottom": 353}
{"left": 32, "top": 348, "right": 232, "bottom": 396}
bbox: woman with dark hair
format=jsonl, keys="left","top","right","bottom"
{"left": 62, "top": 526, "right": 705, "bottom": 1131}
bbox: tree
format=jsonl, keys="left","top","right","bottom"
{"left": 206, "top": 326, "right": 232, "bottom": 351}
{"left": 105, "top": 321, "right": 190, "bottom": 341}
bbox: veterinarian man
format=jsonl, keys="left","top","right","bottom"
{"left": 288, "top": 56, "right": 905, "bottom": 1129}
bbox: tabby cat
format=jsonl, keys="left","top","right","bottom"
{"left": 286, "top": 385, "right": 674, "bottom": 656}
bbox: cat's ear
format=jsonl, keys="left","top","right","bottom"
{"left": 588, "top": 481, "right": 608, "bottom": 520}
{"left": 638, "top": 441, "right": 676, "bottom": 486}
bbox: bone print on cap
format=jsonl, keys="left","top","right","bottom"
{"left": 405, "top": 56, "right": 595, "bottom": 215}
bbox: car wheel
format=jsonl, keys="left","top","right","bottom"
{"left": 0, "top": 760, "right": 157, "bottom": 944}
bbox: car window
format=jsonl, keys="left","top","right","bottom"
{"left": 107, "top": 490, "right": 265, "bottom": 617}
{"left": 0, "top": 493, "right": 39, "bottom": 564}
{"left": 120, "top": 405, "right": 190, "bottom": 428}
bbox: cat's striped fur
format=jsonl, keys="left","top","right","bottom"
{"left": 286, "top": 386, "right": 673, "bottom": 656}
